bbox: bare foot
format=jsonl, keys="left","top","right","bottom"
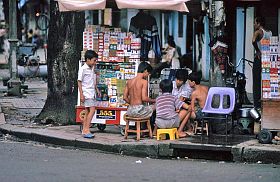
{"left": 186, "top": 131, "right": 194, "bottom": 136}
{"left": 178, "top": 131, "right": 187, "bottom": 138}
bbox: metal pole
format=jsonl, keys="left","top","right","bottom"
{"left": 192, "top": 19, "right": 196, "bottom": 71}
{"left": 7, "top": 0, "right": 21, "bottom": 96}
{"left": 8, "top": 0, "right": 18, "bottom": 79}
{"left": 242, "top": 7, "right": 247, "bottom": 74}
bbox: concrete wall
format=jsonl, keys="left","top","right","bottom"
{"left": 236, "top": 7, "right": 254, "bottom": 94}
{"left": 244, "top": 8, "right": 254, "bottom": 94}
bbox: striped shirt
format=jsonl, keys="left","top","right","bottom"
{"left": 156, "top": 93, "right": 184, "bottom": 119}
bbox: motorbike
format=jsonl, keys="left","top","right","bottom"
{"left": 225, "top": 58, "right": 260, "bottom": 135}
{"left": 16, "top": 43, "right": 41, "bottom": 82}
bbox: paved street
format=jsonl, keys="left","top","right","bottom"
{"left": 0, "top": 139, "right": 279, "bottom": 182}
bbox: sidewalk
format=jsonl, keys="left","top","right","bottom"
{"left": 0, "top": 73, "right": 280, "bottom": 164}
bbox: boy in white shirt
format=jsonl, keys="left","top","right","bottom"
{"left": 77, "top": 50, "right": 100, "bottom": 138}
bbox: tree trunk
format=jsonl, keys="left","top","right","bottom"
{"left": 37, "top": 0, "right": 85, "bottom": 125}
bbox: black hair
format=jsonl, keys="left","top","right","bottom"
{"left": 175, "top": 69, "right": 188, "bottom": 83}
{"left": 167, "top": 35, "right": 176, "bottom": 48}
{"left": 188, "top": 71, "right": 202, "bottom": 84}
{"left": 255, "top": 17, "right": 265, "bottom": 27}
{"left": 84, "top": 50, "right": 98, "bottom": 61}
{"left": 137, "top": 61, "right": 153, "bottom": 73}
{"left": 159, "top": 79, "right": 173, "bottom": 93}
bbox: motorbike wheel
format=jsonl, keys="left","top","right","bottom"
{"left": 97, "top": 124, "right": 106, "bottom": 131}
{"left": 258, "top": 129, "right": 273, "bottom": 144}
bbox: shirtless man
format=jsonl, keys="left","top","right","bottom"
{"left": 124, "top": 62, "right": 155, "bottom": 118}
{"left": 177, "top": 72, "right": 208, "bottom": 137}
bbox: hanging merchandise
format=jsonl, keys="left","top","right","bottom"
{"left": 211, "top": 40, "right": 228, "bottom": 74}
{"left": 129, "top": 10, "right": 161, "bottom": 61}
{"left": 213, "top": 0, "right": 225, "bottom": 27}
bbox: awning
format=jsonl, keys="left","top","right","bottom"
{"left": 56, "top": 0, "right": 189, "bottom": 12}
{"left": 19, "top": 0, "right": 29, "bottom": 9}
{"left": 57, "top": 0, "right": 107, "bottom": 12}
{"left": 115, "top": 0, "right": 190, "bottom": 12}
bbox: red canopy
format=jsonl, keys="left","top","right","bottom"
{"left": 56, "top": 0, "right": 189, "bottom": 12}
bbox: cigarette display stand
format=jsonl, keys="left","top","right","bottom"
{"left": 76, "top": 25, "right": 140, "bottom": 134}
{"left": 258, "top": 35, "right": 280, "bottom": 143}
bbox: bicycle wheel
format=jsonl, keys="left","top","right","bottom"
{"left": 36, "top": 14, "right": 49, "bottom": 31}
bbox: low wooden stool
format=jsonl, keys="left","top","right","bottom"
{"left": 123, "top": 114, "right": 153, "bottom": 141}
{"left": 157, "top": 128, "right": 179, "bottom": 140}
{"left": 194, "top": 120, "right": 209, "bottom": 136}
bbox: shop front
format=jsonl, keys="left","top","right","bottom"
{"left": 224, "top": 0, "right": 280, "bottom": 143}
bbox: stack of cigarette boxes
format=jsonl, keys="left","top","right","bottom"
{"left": 82, "top": 25, "right": 141, "bottom": 64}
{"left": 261, "top": 36, "right": 280, "bottom": 99}
{"left": 81, "top": 25, "right": 140, "bottom": 107}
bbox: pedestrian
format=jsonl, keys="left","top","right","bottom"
{"left": 77, "top": 50, "right": 100, "bottom": 138}
{"left": 252, "top": 16, "right": 272, "bottom": 109}
{"left": 27, "top": 29, "right": 33, "bottom": 43}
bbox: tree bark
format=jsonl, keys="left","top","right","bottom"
{"left": 37, "top": 0, "right": 85, "bottom": 125}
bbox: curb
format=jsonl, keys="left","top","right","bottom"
{"left": 0, "top": 106, "right": 5, "bottom": 125}
{"left": 1, "top": 123, "right": 280, "bottom": 164}
{"left": 0, "top": 124, "right": 173, "bottom": 158}
{"left": 232, "top": 140, "right": 280, "bottom": 164}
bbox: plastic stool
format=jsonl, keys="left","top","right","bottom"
{"left": 123, "top": 114, "right": 153, "bottom": 141}
{"left": 194, "top": 120, "right": 209, "bottom": 136}
{"left": 157, "top": 128, "right": 179, "bottom": 140}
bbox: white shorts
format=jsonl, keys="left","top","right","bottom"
{"left": 155, "top": 115, "right": 180, "bottom": 129}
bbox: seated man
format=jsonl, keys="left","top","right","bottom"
{"left": 172, "top": 69, "right": 193, "bottom": 102}
{"left": 124, "top": 62, "right": 155, "bottom": 118}
{"left": 177, "top": 72, "right": 209, "bottom": 137}
{"left": 154, "top": 79, "right": 189, "bottom": 133}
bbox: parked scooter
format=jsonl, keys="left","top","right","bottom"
{"left": 226, "top": 58, "right": 260, "bottom": 135}
{"left": 16, "top": 43, "right": 47, "bottom": 82}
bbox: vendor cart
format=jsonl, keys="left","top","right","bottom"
{"left": 257, "top": 36, "right": 280, "bottom": 144}
{"left": 76, "top": 105, "right": 127, "bottom": 135}
{"left": 258, "top": 99, "right": 280, "bottom": 143}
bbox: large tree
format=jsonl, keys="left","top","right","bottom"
{"left": 37, "top": 0, "right": 85, "bottom": 124}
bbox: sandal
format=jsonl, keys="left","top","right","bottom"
{"left": 83, "top": 133, "right": 95, "bottom": 138}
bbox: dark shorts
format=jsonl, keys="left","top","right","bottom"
{"left": 195, "top": 105, "right": 203, "bottom": 120}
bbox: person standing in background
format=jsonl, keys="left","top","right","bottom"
{"left": 27, "top": 29, "right": 33, "bottom": 43}
{"left": 252, "top": 17, "right": 272, "bottom": 109}
{"left": 162, "top": 35, "right": 180, "bottom": 69}
{"left": 151, "top": 35, "right": 180, "bottom": 78}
